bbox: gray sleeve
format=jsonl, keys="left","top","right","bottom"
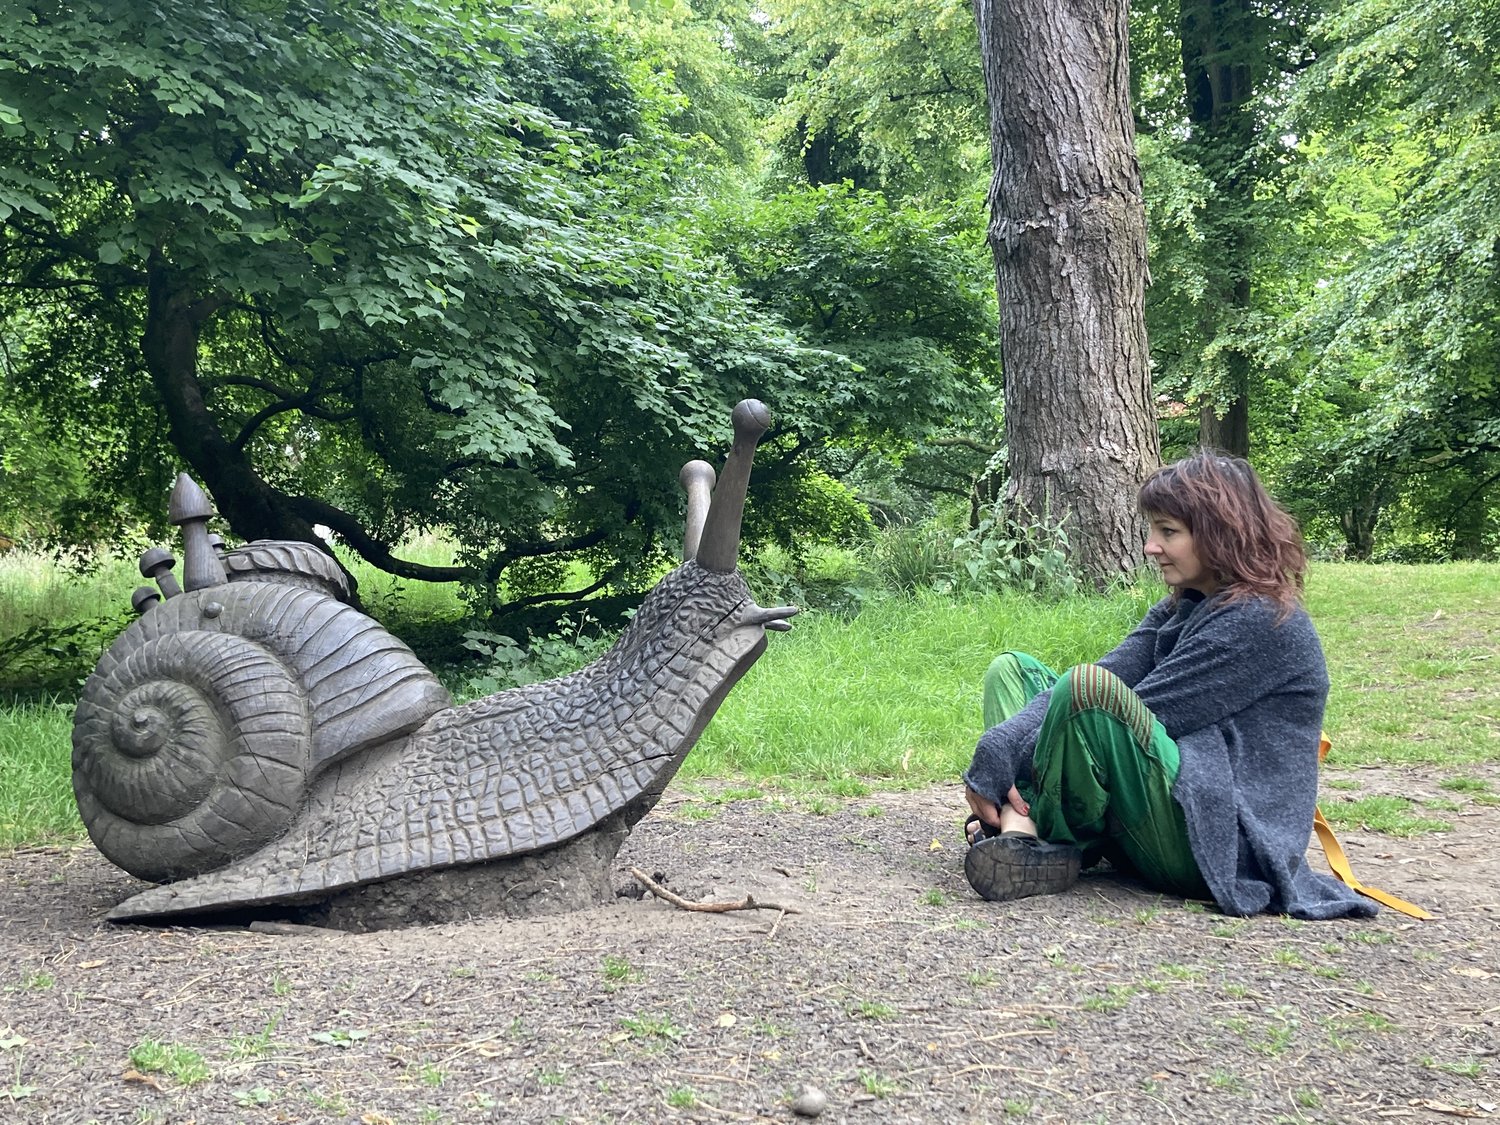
{"left": 1095, "top": 597, "right": 1174, "bottom": 687}
{"left": 963, "top": 689, "right": 1049, "bottom": 802}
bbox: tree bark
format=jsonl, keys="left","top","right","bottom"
{"left": 972, "top": 0, "right": 1159, "bottom": 586}
{"left": 139, "top": 262, "right": 363, "bottom": 590}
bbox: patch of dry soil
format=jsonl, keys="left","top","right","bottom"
{"left": 1, "top": 766, "right": 1496, "bottom": 1124}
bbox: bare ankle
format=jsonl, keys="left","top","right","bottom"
{"left": 998, "top": 806, "right": 1038, "bottom": 836}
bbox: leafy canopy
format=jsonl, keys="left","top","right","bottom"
{"left": 2, "top": 0, "right": 949, "bottom": 611}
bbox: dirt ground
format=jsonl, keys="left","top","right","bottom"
{"left": 2, "top": 764, "right": 1496, "bottom": 1125}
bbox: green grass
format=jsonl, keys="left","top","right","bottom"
{"left": 0, "top": 560, "right": 1496, "bottom": 849}
{"left": 1309, "top": 562, "right": 1500, "bottom": 767}
{"left": 0, "top": 701, "right": 82, "bottom": 847}
{"left": 692, "top": 561, "right": 1500, "bottom": 784}
{"left": 686, "top": 584, "right": 1154, "bottom": 783}
{"left": 1318, "top": 796, "right": 1452, "bottom": 837}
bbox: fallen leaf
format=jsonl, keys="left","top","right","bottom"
{"left": 1453, "top": 967, "right": 1495, "bottom": 979}
{"left": 122, "top": 1069, "right": 163, "bottom": 1091}
{"left": 361, "top": 1114, "right": 395, "bottom": 1125}
{"left": 762, "top": 1049, "right": 781, "bottom": 1061}
{"left": 714, "top": 1012, "right": 736, "bottom": 1028}
{"left": 0, "top": 1031, "right": 27, "bottom": 1051}
{"left": 929, "top": 838, "right": 943, "bottom": 851}
{"left": 77, "top": 960, "right": 106, "bottom": 970}
{"left": 606, "top": 1031, "right": 630, "bottom": 1044}
{"left": 1150, "top": 1072, "right": 1171, "bottom": 1081}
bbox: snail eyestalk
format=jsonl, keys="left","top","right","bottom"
{"left": 695, "top": 399, "right": 771, "bottom": 573}
{"left": 679, "top": 460, "right": 716, "bottom": 562}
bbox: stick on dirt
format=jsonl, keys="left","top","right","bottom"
{"left": 629, "top": 867, "right": 802, "bottom": 916}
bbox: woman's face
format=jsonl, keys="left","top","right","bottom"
{"left": 1144, "top": 514, "right": 1218, "bottom": 595}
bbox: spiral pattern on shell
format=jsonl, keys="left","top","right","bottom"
{"left": 72, "top": 630, "right": 312, "bottom": 883}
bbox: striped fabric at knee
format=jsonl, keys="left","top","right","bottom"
{"left": 1066, "top": 664, "right": 1154, "bottom": 747}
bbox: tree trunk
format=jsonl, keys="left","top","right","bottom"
{"left": 972, "top": 0, "right": 1159, "bottom": 587}
{"left": 140, "top": 262, "right": 346, "bottom": 572}
{"left": 1198, "top": 389, "right": 1249, "bottom": 456}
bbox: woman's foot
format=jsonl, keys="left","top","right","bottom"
{"left": 964, "top": 832, "right": 1083, "bottom": 902}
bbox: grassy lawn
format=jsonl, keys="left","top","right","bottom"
{"left": 1310, "top": 562, "right": 1498, "bottom": 767}
{"left": 1, "top": 560, "right": 1496, "bottom": 849}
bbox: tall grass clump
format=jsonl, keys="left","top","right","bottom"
{"left": 869, "top": 503, "right": 1081, "bottom": 601}
{"left": 0, "top": 700, "right": 82, "bottom": 847}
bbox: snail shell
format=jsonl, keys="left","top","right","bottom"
{"left": 72, "top": 582, "right": 451, "bottom": 883}
{"left": 72, "top": 630, "right": 310, "bottom": 882}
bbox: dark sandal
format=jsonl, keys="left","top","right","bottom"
{"left": 963, "top": 813, "right": 1003, "bottom": 846}
{"left": 964, "top": 831, "right": 1082, "bottom": 902}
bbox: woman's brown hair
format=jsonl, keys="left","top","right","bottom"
{"left": 1138, "top": 451, "right": 1307, "bottom": 616}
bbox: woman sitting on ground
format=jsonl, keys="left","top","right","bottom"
{"left": 961, "top": 452, "right": 1377, "bottom": 919}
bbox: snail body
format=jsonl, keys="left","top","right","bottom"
{"left": 72, "top": 400, "right": 794, "bottom": 923}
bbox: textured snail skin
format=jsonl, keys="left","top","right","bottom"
{"left": 105, "top": 562, "right": 780, "bottom": 920}
{"left": 81, "top": 399, "right": 795, "bottom": 923}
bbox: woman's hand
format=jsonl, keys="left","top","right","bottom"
{"left": 964, "top": 785, "right": 1030, "bottom": 842}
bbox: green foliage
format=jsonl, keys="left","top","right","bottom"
{"left": 0, "top": 0, "right": 926, "bottom": 619}
{"left": 758, "top": 0, "right": 988, "bottom": 199}
{"left": 456, "top": 614, "right": 617, "bottom": 698}
{"left": 0, "top": 386, "right": 89, "bottom": 547}
{"left": 1265, "top": 0, "right": 1500, "bottom": 558}
{"left": 695, "top": 183, "right": 999, "bottom": 530}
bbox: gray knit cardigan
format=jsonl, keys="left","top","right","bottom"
{"left": 964, "top": 590, "right": 1378, "bottom": 919}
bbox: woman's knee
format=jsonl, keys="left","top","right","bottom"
{"left": 982, "top": 651, "right": 1026, "bottom": 692}
{"left": 1058, "top": 664, "right": 1153, "bottom": 747}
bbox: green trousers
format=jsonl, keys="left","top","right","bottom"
{"left": 982, "top": 652, "right": 1209, "bottom": 898}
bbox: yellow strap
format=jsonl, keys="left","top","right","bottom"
{"left": 1314, "top": 732, "right": 1431, "bottom": 919}
{"left": 1313, "top": 807, "right": 1433, "bottom": 919}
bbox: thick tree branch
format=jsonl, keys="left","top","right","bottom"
{"left": 286, "top": 492, "right": 471, "bottom": 583}
{"left": 232, "top": 398, "right": 357, "bottom": 451}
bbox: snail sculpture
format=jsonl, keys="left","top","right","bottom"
{"left": 73, "top": 399, "right": 795, "bottom": 927}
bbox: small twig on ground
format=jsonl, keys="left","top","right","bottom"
{"left": 767, "top": 909, "right": 788, "bottom": 941}
{"left": 629, "top": 867, "right": 802, "bottom": 917}
{"left": 246, "top": 920, "right": 337, "bottom": 937}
